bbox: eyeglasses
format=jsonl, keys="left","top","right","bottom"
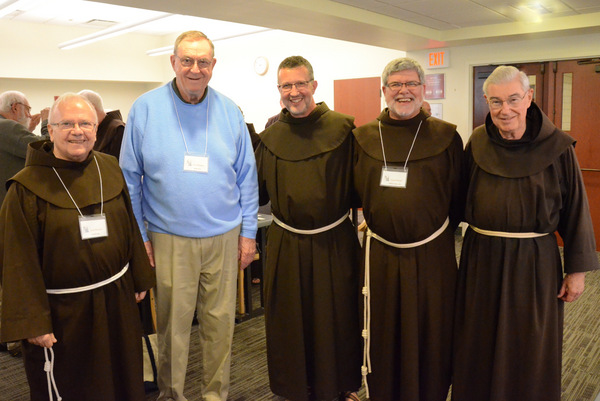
{"left": 487, "top": 92, "right": 528, "bottom": 110}
{"left": 278, "top": 80, "right": 313, "bottom": 93}
{"left": 386, "top": 81, "right": 422, "bottom": 91}
{"left": 176, "top": 55, "right": 213, "bottom": 69}
{"left": 14, "top": 102, "right": 32, "bottom": 113}
{"left": 50, "top": 121, "right": 97, "bottom": 131}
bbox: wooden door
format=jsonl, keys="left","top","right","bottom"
{"left": 553, "top": 59, "right": 600, "bottom": 250}
{"left": 334, "top": 77, "right": 381, "bottom": 127}
{"left": 472, "top": 65, "right": 495, "bottom": 129}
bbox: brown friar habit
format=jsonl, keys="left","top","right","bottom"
{"left": 452, "top": 102, "right": 600, "bottom": 401}
{"left": 94, "top": 109, "right": 125, "bottom": 160}
{"left": 353, "top": 109, "right": 464, "bottom": 401}
{"left": 0, "top": 141, "right": 155, "bottom": 401}
{"left": 256, "top": 102, "right": 362, "bottom": 401}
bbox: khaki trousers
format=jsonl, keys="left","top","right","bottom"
{"left": 152, "top": 226, "right": 240, "bottom": 401}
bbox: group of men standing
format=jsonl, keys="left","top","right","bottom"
{"left": 1, "top": 28, "right": 598, "bottom": 401}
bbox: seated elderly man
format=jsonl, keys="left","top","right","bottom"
{"left": 0, "top": 93, "right": 155, "bottom": 401}
{"left": 452, "top": 65, "right": 599, "bottom": 401}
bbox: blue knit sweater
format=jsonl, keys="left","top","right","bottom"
{"left": 120, "top": 82, "right": 258, "bottom": 241}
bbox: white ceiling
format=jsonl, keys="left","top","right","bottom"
{"left": 3, "top": 0, "right": 600, "bottom": 51}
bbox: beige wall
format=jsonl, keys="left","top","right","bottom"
{"left": 0, "top": 19, "right": 166, "bottom": 131}
{"left": 2, "top": 18, "right": 598, "bottom": 138}
{"left": 0, "top": 78, "right": 159, "bottom": 135}
{"left": 1, "top": 20, "right": 402, "bottom": 130}
{"left": 408, "top": 32, "right": 600, "bottom": 145}
{"left": 154, "top": 29, "right": 403, "bottom": 129}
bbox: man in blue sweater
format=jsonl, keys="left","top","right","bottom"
{"left": 120, "top": 31, "right": 258, "bottom": 401}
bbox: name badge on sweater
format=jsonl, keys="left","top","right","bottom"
{"left": 79, "top": 214, "right": 108, "bottom": 240}
{"left": 380, "top": 166, "right": 408, "bottom": 188}
{"left": 183, "top": 153, "right": 209, "bottom": 173}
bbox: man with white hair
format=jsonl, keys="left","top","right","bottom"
{"left": 453, "top": 65, "right": 599, "bottom": 401}
{"left": 0, "top": 90, "right": 48, "bottom": 204}
{"left": 0, "top": 90, "right": 48, "bottom": 357}
{"left": 78, "top": 89, "right": 125, "bottom": 159}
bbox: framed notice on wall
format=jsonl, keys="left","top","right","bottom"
{"left": 425, "top": 73, "right": 445, "bottom": 100}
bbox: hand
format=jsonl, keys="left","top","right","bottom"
{"left": 135, "top": 291, "right": 147, "bottom": 302}
{"left": 27, "top": 333, "right": 57, "bottom": 348}
{"left": 144, "top": 240, "right": 155, "bottom": 268}
{"left": 28, "top": 114, "right": 41, "bottom": 132}
{"left": 238, "top": 236, "right": 256, "bottom": 270}
{"left": 41, "top": 107, "right": 50, "bottom": 121}
{"left": 557, "top": 272, "right": 585, "bottom": 302}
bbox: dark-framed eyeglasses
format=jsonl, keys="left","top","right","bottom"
{"left": 176, "top": 55, "right": 213, "bottom": 69}
{"left": 487, "top": 92, "right": 528, "bottom": 110}
{"left": 386, "top": 81, "right": 422, "bottom": 91}
{"left": 50, "top": 121, "right": 97, "bottom": 131}
{"left": 277, "top": 80, "right": 313, "bottom": 93}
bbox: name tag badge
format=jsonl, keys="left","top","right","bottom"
{"left": 79, "top": 214, "right": 108, "bottom": 240}
{"left": 380, "top": 166, "right": 408, "bottom": 188}
{"left": 183, "top": 154, "right": 209, "bottom": 173}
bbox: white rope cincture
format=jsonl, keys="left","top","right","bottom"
{"left": 469, "top": 225, "right": 549, "bottom": 238}
{"left": 42, "top": 262, "right": 129, "bottom": 398}
{"left": 46, "top": 263, "right": 129, "bottom": 295}
{"left": 44, "top": 347, "right": 62, "bottom": 401}
{"left": 271, "top": 212, "right": 349, "bottom": 235}
{"left": 361, "top": 217, "right": 450, "bottom": 399}
{"left": 362, "top": 229, "right": 373, "bottom": 399}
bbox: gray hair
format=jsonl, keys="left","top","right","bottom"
{"left": 0, "top": 91, "right": 27, "bottom": 114}
{"left": 49, "top": 93, "right": 98, "bottom": 125}
{"left": 78, "top": 89, "right": 104, "bottom": 112}
{"left": 381, "top": 58, "right": 425, "bottom": 86}
{"left": 174, "top": 31, "right": 215, "bottom": 57}
{"left": 483, "top": 65, "right": 530, "bottom": 96}
{"left": 278, "top": 56, "right": 314, "bottom": 81}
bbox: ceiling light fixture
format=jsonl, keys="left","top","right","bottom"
{"left": 58, "top": 13, "right": 172, "bottom": 50}
{"left": 146, "top": 45, "right": 172, "bottom": 57}
{"left": 0, "top": 0, "right": 39, "bottom": 18}
{"left": 146, "top": 28, "right": 274, "bottom": 56}
{"left": 523, "top": 2, "right": 551, "bottom": 15}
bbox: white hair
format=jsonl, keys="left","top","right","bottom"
{"left": 49, "top": 93, "right": 98, "bottom": 125}
{"left": 483, "top": 65, "right": 530, "bottom": 96}
{"left": 78, "top": 89, "right": 104, "bottom": 112}
{"left": 0, "top": 91, "right": 27, "bottom": 114}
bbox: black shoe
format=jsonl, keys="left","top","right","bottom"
{"left": 8, "top": 344, "right": 22, "bottom": 357}
{"left": 0, "top": 342, "right": 7, "bottom": 352}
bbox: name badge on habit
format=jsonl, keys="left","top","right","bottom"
{"left": 184, "top": 154, "right": 209, "bottom": 173}
{"left": 79, "top": 214, "right": 108, "bottom": 240}
{"left": 380, "top": 166, "right": 408, "bottom": 188}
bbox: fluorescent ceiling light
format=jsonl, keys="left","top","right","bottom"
{"left": 146, "top": 28, "right": 274, "bottom": 56}
{"left": 524, "top": 3, "right": 551, "bottom": 14}
{"left": 146, "top": 45, "right": 172, "bottom": 57}
{"left": 58, "top": 13, "right": 172, "bottom": 50}
{"left": 0, "top": 0, "right": 39, "bottom": 18}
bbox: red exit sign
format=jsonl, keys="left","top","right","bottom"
{"left": 428, "top": 50, "right": 449, "bottom": 69}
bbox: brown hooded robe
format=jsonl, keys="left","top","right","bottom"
{"left": 256, "top": 103, "right": 362, "bottom": 401}
{"left": 452, "top": 103, "right": 599, "bottom": 401}
{"left": 353, "top": 109, "right": 464, "bottom": 401}
{"left": 0, "top": 141, "right": 155, "bottom": 401}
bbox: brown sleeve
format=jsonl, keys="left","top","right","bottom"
{"left": 0, "top": 184, "right": 53, "bottom": 342}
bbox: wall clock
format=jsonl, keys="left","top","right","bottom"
{"left": 254, "top": 56, "right": 269, "bottom": 75}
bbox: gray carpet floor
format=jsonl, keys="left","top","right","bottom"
{"left": 1, "top": 237, "right": 599, "bottom": 400}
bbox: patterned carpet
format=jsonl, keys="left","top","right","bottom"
{"left": 1, "top": 239, "right": 599, "bottom": 401}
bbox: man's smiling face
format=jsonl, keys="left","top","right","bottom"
{"left": 383, "top": 69, "right": 425, "bottom": 120}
